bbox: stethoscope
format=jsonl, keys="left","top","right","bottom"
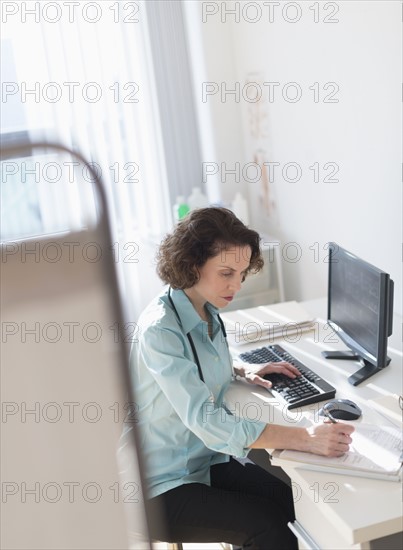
{"left": 168, "top": 286, "right": 228, "bottom": 383}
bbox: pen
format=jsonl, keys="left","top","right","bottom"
{"left": 324, "top": 409, "right": 337, "bottom": 423}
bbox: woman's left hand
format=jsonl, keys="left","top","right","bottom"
{"left": 241, "top": 361, "right": 301, "bottom": 390}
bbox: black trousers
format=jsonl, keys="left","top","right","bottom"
{"left": 148, "top": 456, "right": 298, "bottom": 549}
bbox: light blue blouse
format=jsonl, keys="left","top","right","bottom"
{"left": 130, "top": 287, "right": 266, "bottom": 499}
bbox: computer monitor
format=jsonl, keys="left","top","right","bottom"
{"left": 322, "top": 243, "right": 394, "bottom": 386}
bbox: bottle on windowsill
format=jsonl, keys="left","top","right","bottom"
{"left": 231, "top": 192, "right": 249, "bottom": 225}
{"left": 187, "top": 187, "right": 209, "bottom": 211}
{"left": 172, "top": 195, "right": 190, "bottom": 222}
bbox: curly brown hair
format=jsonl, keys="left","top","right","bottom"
{"left": 156, "top": 207, "right": 264, "bottom": 289}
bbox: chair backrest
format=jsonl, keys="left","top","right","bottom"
{"left": 1, "top": 142, "right": 152, "bottom": 549}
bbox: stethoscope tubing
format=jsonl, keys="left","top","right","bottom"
{"left": 167, "top": 286, "right": 227, "bottom": 383}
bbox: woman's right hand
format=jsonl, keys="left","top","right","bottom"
{"left": 303, "top": 421, "right": 355, "bottom": 457}
{"left": 249, "top": 420, "right": 355, "bottom": 456}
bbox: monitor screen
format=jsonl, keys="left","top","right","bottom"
{"left": 327, "top": 243, "right": 394, "bottom": 382}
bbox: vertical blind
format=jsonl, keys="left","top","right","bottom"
{"left": 1, "top": 1, "right": 204, "bottom": 318}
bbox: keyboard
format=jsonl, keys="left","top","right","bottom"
{"left": 238, "top": 344, "right": 336, "bottom": 410}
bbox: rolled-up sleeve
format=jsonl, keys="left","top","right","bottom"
{"left": 139, "top": 324, "right": 266, "bottom": 458}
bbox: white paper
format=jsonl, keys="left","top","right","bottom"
{"left": 278, "top": 423, "right": 402, "bottom": 475}
{"left": 221, "top": 301, "right": 316, "bottom": 346}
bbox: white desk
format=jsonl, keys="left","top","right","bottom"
{"left": 221, "top": 298, "right": 403, "bottom": 550}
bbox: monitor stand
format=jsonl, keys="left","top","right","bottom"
{"left": 348, "top": 359, "right": 384, "bottom": 386}
{"left": 321, "top": 350, "right": 360, "bottom": 360}
{"left": 322, "top": 350, "right": 391, "bottom": 386}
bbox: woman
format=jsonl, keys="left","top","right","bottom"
{"left": 132, "top": 207, "right": 353, "bottom": 549}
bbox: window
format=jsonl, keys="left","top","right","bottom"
{"left": 1, "top": 1, "right": 204, "bottom": 317}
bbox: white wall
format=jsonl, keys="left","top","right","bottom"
{"left": 184, "top": 0, "right": 248, "bottom": 205}
{"left": 188, "top": 1, "right": 401, "bottom": 314}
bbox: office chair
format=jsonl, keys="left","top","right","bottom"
{"left": 1, "top": 141, "right": 151, "bottom": 549}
